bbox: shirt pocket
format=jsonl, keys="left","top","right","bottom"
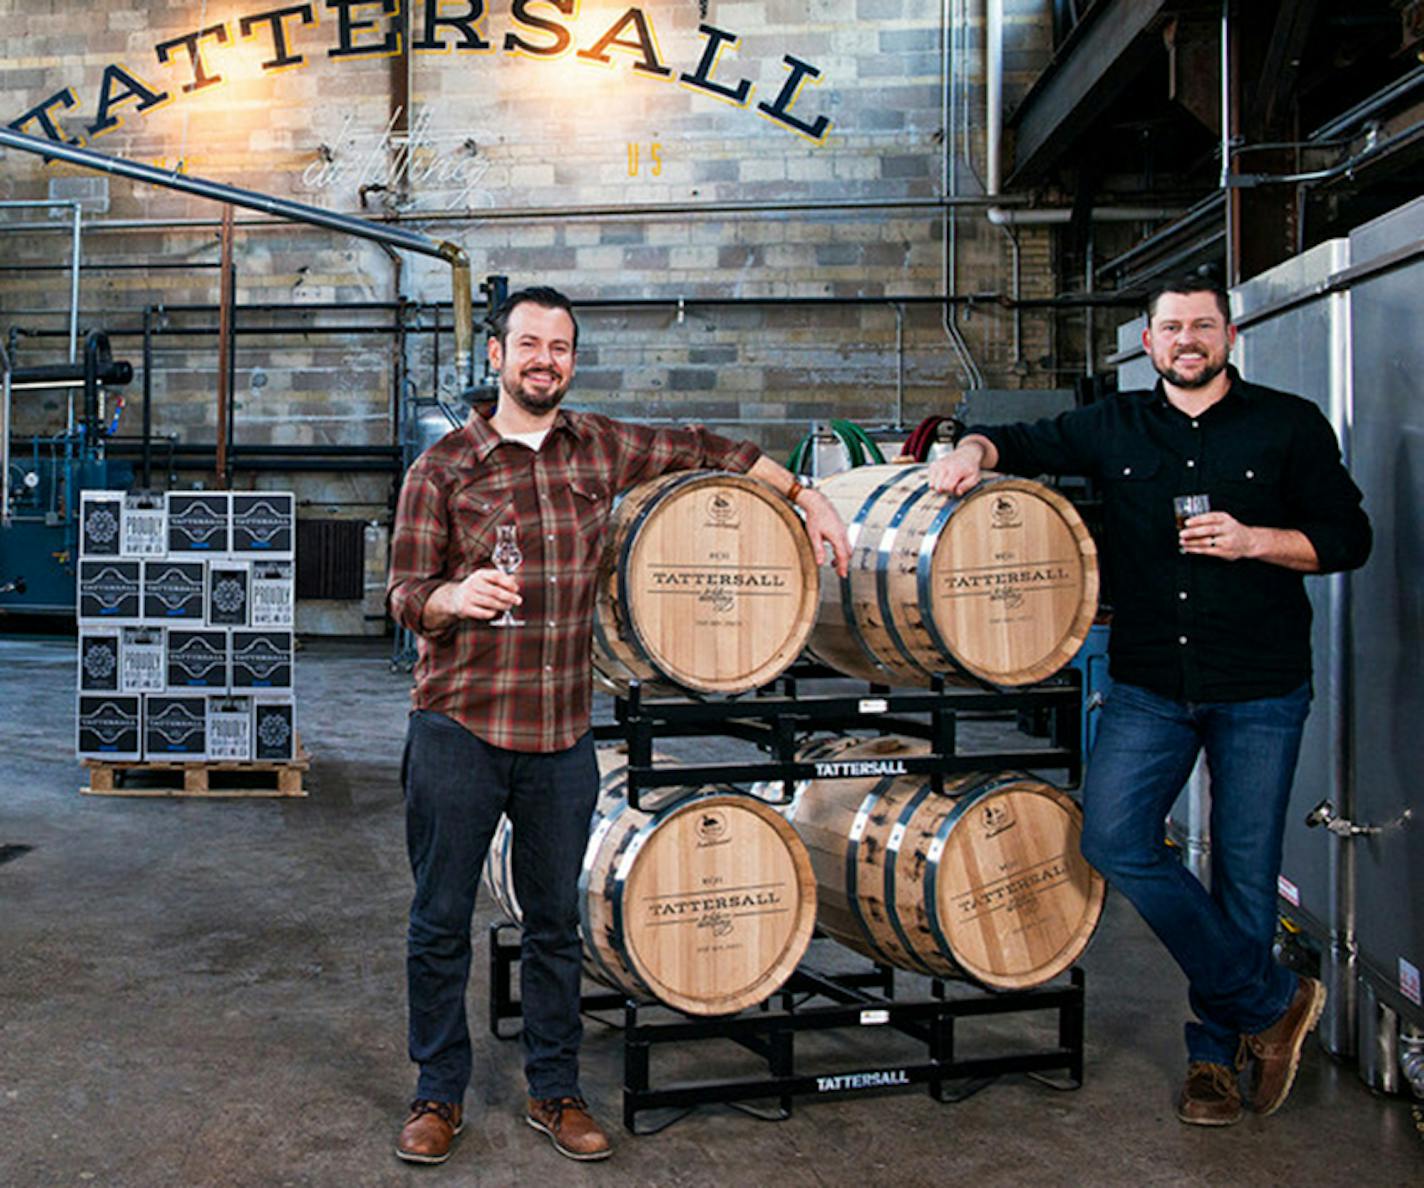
{"left": 569, "top": 477, "right": 611, "bottom": 560}
{"left": 1209, "top": 453, "right": 1285, "bottom": 525}
{"left": 449, "top": 488, "right": 515, "bottom": 573}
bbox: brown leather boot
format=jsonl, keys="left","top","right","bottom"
{"left": 525, "top": 1096, "right": 612, "bottom": 1161}
{"left": 1241, "top": 974, "right": 1326, "bottom": 1115}
{"left": 1176, "top": 1061, "right": 1243, "bottom": 1126}
{"left": 396, "top": 1099, "right": 464, "bottom": 1164}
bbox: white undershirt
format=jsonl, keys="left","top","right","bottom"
{"left": 500, "top": 428, "right": 549, "bottom": 451}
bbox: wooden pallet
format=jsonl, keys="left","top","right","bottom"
{"left": 81, "top": 739, "right": 311, "bottom": 799}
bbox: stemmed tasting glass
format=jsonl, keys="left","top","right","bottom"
{"left": 490, "top": 523, "right": 525, "bottom": 628}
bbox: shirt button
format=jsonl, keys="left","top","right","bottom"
{"left": 545, "top": 665, "right": 553, "bottom": 672}
{"left": 1179, "top": 635, "right": 1188, "bottom": 645}
{"left": 1186, "top": 459, "right": 1196, "bottom": 468}
{"left": 550, "top": 575, "right": 558, "bottom": 584}
{"left": 546, "top": 534, "right": 554, "bottom": 542}
{"left": 547, "top": 620, "right": 555, "bottom": 628}
{"left": 1122, "top": 466, "right": 1132, "bottom": 476}
{"left": 1191, "top": 420, "right": 1199, "bottom": 429}
{"left": 1245, "top": 469, "right": 1255, "bottom": 479}
{"left": 1179, "top": 591, "right": 1188, "bottom": 601}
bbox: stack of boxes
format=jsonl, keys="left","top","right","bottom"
{"left": 76, "top": 491, "right": 297, "bottom": 763}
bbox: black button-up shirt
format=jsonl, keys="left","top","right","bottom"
{"left": 975, "top": 367, "right": 1371, "bottom": 702}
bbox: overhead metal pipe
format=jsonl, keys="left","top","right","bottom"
{"left": 0, "top": 127, "right": 475, "bottom": 390}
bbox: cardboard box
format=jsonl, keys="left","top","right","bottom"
{"left": 143, "top": 560, "right": 207, "bottom": 621}
{"left": 206, "top": 695, "right": 252, "bottom": 761}
{"left": 167, "top": 492, "right": 230, "bottom": 555}
{"left": 79, "top": 630, "right": 121, "bottom": 693}
{"left": 249, "top": 561, "right": 295, "bottom": 628}
{"left": 166, "top": 629, "right": 229, "bottom": 690}
{"left": 77, "top": 559, "right": 143, "bottom": 623}
{"left": 207, "top": 561, "right": 251, "bottom": 628}
{"left": 77, "top": 694, "right": 142, "bottom": 760}
{"left": 144, "top": 695, "right": 207, "bottom": 759}
{"left": 120, "top": 627, "right": 166, "bottom": 694}
{"left": 231, "top": 492, "right": 295, "bottom": 558}
{"left": 230, "top": 630, "right": 293, "bottom": 690}
{"left": 121, "top": 492, "right": 167, "bottom": 557}
{"left": 79, "top": 490, "right": 125, "bottom": 557}
{"left": 252, "top": 696, "right": 296, "bottom": 762}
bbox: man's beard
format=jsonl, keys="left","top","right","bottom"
{"left": 502, "top": 368, "right": 568, "bottom": 415}
{"left": 1154, "top": 349, "right": 1228, "bottom": 390}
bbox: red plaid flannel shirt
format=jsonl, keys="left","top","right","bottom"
{"left": 387, "top": 407, "right": 761, "bottom": 751}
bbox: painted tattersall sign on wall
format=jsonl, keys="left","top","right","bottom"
{"left": 9, "top": 2, "right": 834, "bottom": 149}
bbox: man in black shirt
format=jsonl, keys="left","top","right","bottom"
{"left": 927, "top": 276, "right": 1371, "bottom": 1126}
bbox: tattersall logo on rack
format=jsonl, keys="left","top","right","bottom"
{"left": 9, "top": 6, "right": 835, "bottom": 155}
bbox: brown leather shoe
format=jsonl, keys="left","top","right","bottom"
{"left": 526, "top": 1096, "right": 612, "bottom": 1161}
{"left": 1241, "top": 974, "right": 1326, "bottom": 1115}
{"left": 396, "top": 1099, "right": 464, "bottom": 1164}
{"left": 1176, "top": 1061, "right": 1243, "bottom": 1126}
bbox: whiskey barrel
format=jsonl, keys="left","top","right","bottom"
{"left": 593, "top": 471, "right": 819, "bottom": 695}
{"left": 758, "top": 736, "right": 1105, "bottom": 990}
{"left": 807, "top": 465, "right": 1098, "bottom": 687}
{"left": 483, "top": 757, "right": 817, "bottom": 1015}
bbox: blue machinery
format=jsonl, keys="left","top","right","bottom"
{"left": 0, "top": 331, "right": 135, "bottom": 612}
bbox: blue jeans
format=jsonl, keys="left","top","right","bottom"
{"left": 402, "top": 710, "right": 599, "bottom": 1103}
{"left": 1079, "top": 680, "right": 1311, "bottom": 1065}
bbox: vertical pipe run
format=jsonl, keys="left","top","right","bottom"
{"left": 1322, "top": 282, "right": 1358, "bottom": 1057}
{"left": 987, "top": 0, "right": 1004, "bottom": 198}
{"left": 216, "top": 204, "right": 235, "bottom": 488}
{"left": 69, "top": 204, "right": 82, "bottom": 365}
{"left": 1, "top": 340, "right": 12, "bottom": 527}
{"left": 1220, "top": 0, "right": 1235, "bottom": 285}
{"left": 142, "top": 307, "right": 153, "bottom": 489}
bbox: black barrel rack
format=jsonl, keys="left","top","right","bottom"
{"left": 487, "top": 665, "right": 1089, "bottom": 1133}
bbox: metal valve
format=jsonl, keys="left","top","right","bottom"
{"left": 1305, "top": 798, "right": 1382, "bottom": 837}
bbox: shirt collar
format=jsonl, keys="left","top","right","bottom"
{"left": 461, "top": 404, "right": 586, "bottom": 462}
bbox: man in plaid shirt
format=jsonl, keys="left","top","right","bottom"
{"left": 387, "top": 287, "right": 849, "bottom": 1164}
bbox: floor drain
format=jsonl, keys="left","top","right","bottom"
{"left": 0, "top": 844, "right": 34, "bottom": 866}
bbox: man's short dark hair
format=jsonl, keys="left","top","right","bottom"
{"left": 489, "top": 286, "right": 579, "bottom": 350}
{"left": 1145, "top": 275, "right": 1232, "bottom": 325}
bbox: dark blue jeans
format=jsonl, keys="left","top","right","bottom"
{"left": 402, "top": 710, "right": 598, "bottom": 1103}
{"left": 1079, "top": 680, "right": 1311, "bottom": 1066}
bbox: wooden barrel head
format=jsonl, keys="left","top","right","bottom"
{"left": 613, "top": 793, "right": 817, "bottom": 1015}
{"left": 596, "top": 472, "right": 819, "bottom": 694}
{"left": 930, "top": 779, "right": 1106, "bottom": 990}
{"left": 928, "top": 479, "right": 1098, "bottom": 686}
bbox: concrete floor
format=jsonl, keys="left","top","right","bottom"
{"left": 2, "top": 636, "right": 1421, "bottom": 1187}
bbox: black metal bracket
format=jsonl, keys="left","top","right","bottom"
{"left": 592, "top": 666, "right": 1084, "bottom": 809}
{"left": 488, "top": 922, "right": 1085, "bottom": 1135}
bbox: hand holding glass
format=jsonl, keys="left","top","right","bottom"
{"left": 1173, "top": 494, "right": 1211, "bottom": 551}
{"left": 490, "top": 523, "right": 525, "bottom": 628}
